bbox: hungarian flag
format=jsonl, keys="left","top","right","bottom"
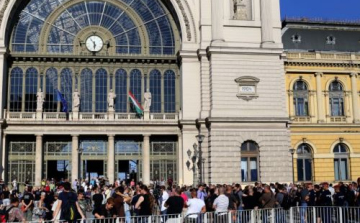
{"left": 129, "top": 91, "right": 143, "bottom": 116}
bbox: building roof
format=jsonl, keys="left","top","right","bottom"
{"left": 282, "top": 18, "right": 360, "bottom": 52}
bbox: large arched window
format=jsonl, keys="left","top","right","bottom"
{"left": 60, "top": 68, "right": 73, "bottom": 112}
{"left": 333, "top": 143, "right": 349, "bottom": 181}
{"left": 45, "top": 68, "right": 58, "bottom": 112}
{"left": 293, "top": 80, "right": 309, "bottom": 116}
{"left": 329, "top": 81, "right": 344, "bottom": 116}
{"left": 95, "top": 69, "right": 108, "bottom": 113}
{"left": 12, "top": 0, "right": 176, "bottom": 55}
{"left": 164, "top": 70, "right": 176, "bottom": 113}
{"left": 81, "top": 69, "right": 93, "bottom": 112}
{"left": 25, "top": 68, "right": 38, "bottom": 112}
{"left": 297, "top": 144, "right": 313, "bottom": 181}
{"left": 10, "top": 68, "right": 23, "bottom": 112}
{"left": 241, "top": 141, "right": 259, "bottom": 182}
{"left": 130, "top": 69, "right": 142, "bottom": 112}
{"left": 115, "top": 69, "right": 127, "bottom": 113}
{"left": 149, "top": 69, "right": 161, "bottom": 113}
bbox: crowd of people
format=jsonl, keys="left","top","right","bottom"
{"left": 0, "top": 177, "right": 359, "bottom": 222}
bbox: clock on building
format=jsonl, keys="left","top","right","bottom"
{"left": 85, "top": 35, "right": 104, "bottom": 52}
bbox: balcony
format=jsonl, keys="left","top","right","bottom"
{"left": 4, "top": 110, "right": 178, "bottom": 122}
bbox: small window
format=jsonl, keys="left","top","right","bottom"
{"left": 333, "top": 143, "right": 349, "bottom": 181}
{"left": 291, "top": 34, "right": 302, "bottom": 43}
{"left": 326, "top": 35, "right": 336, "bottom": 45}
{"left": 297, "top": 144, "right": 313, "bottom": 182}
{"left": 329, "top": 81, "right": 344, "bottom": 117}
{"left": 241, "top": 141, "right": 259, "bottom": 182}
{"left": 293, "top": 80, "right": 309, "bottom": 116}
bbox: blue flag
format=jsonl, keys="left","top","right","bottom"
{"left": 56, "top": 89, "right": 68, "bottom": 113}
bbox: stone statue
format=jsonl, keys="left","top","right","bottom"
{"left": 233, "top": 0, "right": 248, "bottom": 20}
{"left": 73, "top": 89, "right": 80, "bottom": 111}
{"left": 144, "top": 89, "right": 152, "bottom": 111}
{"left": 108, "top": 89, "right": 116, "bottom": 109}
{"left": 36, "top": 88, "right": 44, "bottom": 111}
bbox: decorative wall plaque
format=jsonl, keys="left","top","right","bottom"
{"left": 235, "top": 76, "right": 260, "bottom": 101}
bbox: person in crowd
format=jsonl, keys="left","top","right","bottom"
{"left": 159, "top": 185, "right": 169, "bottom": 216}
{"left": 37, "top": 192, "right": 49, "bottom": 222}
{"left": 51, "top": 192, "right": 61, "bottom": 221}
{"left": 92, "top": 187, "right": 104, "bottom": 210}
{"left": 197, "top": 185, "right": 207, "bottom": 201}
{"left": 93, "top": 197, "right": 116, "bottom": 222}
{"left": 205, "top": 188, "right": 217, "bottom": 212}
{"left": 213, "top": 186, "right": 229, "bottom": 222}
{"left": 52, "top": 182, "right": 86, "bottom": 222}
{"left": 7, "top": 197, "right": 25, "bottom": 223}
{"left": 319, "top": 182, "right": 333, "bottom": 223}
{"left": 21, "top": 186, "right": 34, "bottom": 222}
{"left": 135, "top": 185, "right": 153, "bottom": 216}
{"left": 113, "top": 186, "right": 126, "bottom": 219}
{"left": 77, "top": 190, "right": 87, "bottom": 219}
{"left": 164, "top": 188, "right": 184, "bottom": 217}
{"left": 185, "top": 189, "right": 206, "bottom": 220}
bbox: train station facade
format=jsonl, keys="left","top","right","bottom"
{"left": 0, "top": 0, "right": 292, "bottom": 186}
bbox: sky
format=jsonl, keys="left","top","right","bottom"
{"left": 280, "top": 0, "right": 360, "bottom": 21}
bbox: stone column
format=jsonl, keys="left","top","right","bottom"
{"left": 177, "top": 134, "right": 183, "bottom": 185}
{"left": 35, "top": 134, "right": 43, "bottom": 187}
{"left": 142, "top": 134, "right": 150, "bottom": 185}
{"left": 107, "top": 134, "right": 115, "bottom": 184}
{"left": 71, "top": 135, "right": 79, "bottom": 182}
{"left": 351, "top": 73, "right": 360, "bottom": 123}
{"left": 315, "top": 73, "right": 325, "bottom": 122}
{"left": 1, "top": 133, "right": 6, "bottom": 181}
{"left": 260, "top": 0, "right": 274, "bottom": 46}
{"left": 0, "top": 51, "right": 6, "bottom": 119}
{"left": 211, "top": 0, "right": 224, "bottom": 43}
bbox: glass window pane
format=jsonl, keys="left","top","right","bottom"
{"left": 115, "top": 69, "right": 127, "bottom": 113}
{"left": 60, "top": 68, "right": 73, "bottom": 112}
{"left": 130, "top": 69, "right": 142, "bottom": 112}
{"left": 297, "top": 159, "right": 304, "bottom": 181}
{"left": 250, "top": 157, "right": 258, "bottom": 182}
{"left": 334, "top": 159, "right": 339, "bottom": 181}
{"left": 305, "top": 159, "right": 312, "bottom": 181}
{"left": 44, "top": 68, "right": 58, "bottom": 112}
{"left": 340, "top": 159, "right": 348, "bottom": 180}
{"left": 80, "top": 69, "right": 93, "bottom": 112}
{"left": 10, "top": 68, "right": 23, "bottom": 112}
{"left": 95, "top": 69, "right": 108, "bottom": 112}
{"left": 149, "top": 69, "right": 161, "bottom": 113}
{"left": 164, "top": 70, "right": 176, "bottom": 113}
{"left": 241, "top": 158, "right": 248, "bottom": 182}
{"left": 25, "top": 68, "right": 38, "bottom": 112}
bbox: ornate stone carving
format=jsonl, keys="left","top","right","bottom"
{"left": 233, "top": 0, "right": 248, "bottom": 20}
{"left": 175, "top": 0, "right": 192, "bottom": 41}
{"left": 0, "top": 0, "right": 10, "bottom": 27}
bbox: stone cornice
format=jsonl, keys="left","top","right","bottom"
{"left": 206, "top": 46, "right": 283, "bottom": 57}
{"left": 285, "top": 61, "right": 360, "bottom": 68}
{"left": 206, "top": 117, "right": 290, "bottom": 123}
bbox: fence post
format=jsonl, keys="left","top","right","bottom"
{"left": 339, "top": 207, "right": 343, "bottom": 223}
{"left": 251, "top": 210, "right": 255, "bottom": 223}
{"left": 271, "top": 209, "right": 275, "bottom": 223}
{"left": 313, "top": 207, "right": 317, "bottom": 223}
{"left": 289, "top": 207, "right": 294, "bottom": 223}
{"left": 228, "top": 211, "right": 232, "bottom": 223}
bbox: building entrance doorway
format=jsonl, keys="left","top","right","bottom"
{"left": 46, "top": 160, "right": 70, "bottom": 181}
{"left": 117, "top": 160, "right": 138, "bottom": 184}
{"left": 83, "top": 160, "right": 104, "bottom": 180}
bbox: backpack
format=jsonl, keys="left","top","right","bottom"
{"left": 0, "top": 206, "right": 15, "bottom": 222}
{"left": 281, "top": 192, "right": 291, "bottom": 210}
{"left": 61, "top": 192, "right": 78, "bottom": 221}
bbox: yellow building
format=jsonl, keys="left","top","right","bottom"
{"left": 282, "top": 19, "right": 360, "bottom": 183}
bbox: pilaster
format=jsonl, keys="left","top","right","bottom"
{"left": 315, "top": 73, "right": 325, "bottom": 123}
{"left": 71, "top": 135, "right": 79, "bottom": 182}
{"left": 211, "top": 0, "right": 224, "bottom": 43}
{"left": 260, "top": 0, "right": 274, "bottom": 46}
{"left": 35, "top": 134, "right": 43, "bottom": 186}
{"left": 107, "top": 134, "right": 115, "bottom": 184}
{"left": 350, "top": 73, "right": 360, "bottom": 123}
{"left": 142, "top": 134, "right": 150, "bottom": 185}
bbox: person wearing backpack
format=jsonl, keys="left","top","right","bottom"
{"left": 1, "top": 197, "right": 25, "bottom": 222}
{"left": 52, "top": 182, "right": 86, "bottom": 223}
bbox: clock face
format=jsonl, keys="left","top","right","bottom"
{"left": 86, "top": 35, "right": 104, "bottom": 52}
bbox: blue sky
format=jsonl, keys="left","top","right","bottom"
{"left": 280, "top": 0, "right": 360, "bottom": 20}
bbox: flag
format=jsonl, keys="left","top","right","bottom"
{"left": 56, "top": 89, "right": 68, "bottom": 113}
{"left": 129, "top": 91, "right": 143, "bottom": 116}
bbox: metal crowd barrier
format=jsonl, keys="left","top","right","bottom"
{"left": 8, "top": 206, "right": 360, "bottom": 223}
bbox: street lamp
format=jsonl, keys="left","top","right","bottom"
{"left": 289, "top": 148, "right": 295, "bottom": 183}
{"left": 77, "top": 147, "right": 84, "bottom": 180}
{"left": 186, "top": 143, "right": 200, "bottom": 186}
{"left": 195, "top": 134, "right": 205, "bottom": 184}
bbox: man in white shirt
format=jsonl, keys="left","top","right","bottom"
{"left": 213, "top": 187, "right": 229, "bottom": 214}
{"left": 185, "top": 189, "right": 206, "bottom": 219}
{"left": 159, "top": 186, "right": 169, "bottom": 215}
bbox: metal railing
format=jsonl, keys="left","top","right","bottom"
{"left": 9, "top": 206, "right": 360, "bottom": 223}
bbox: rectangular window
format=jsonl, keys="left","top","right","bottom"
{"left": 241, "top": 158, "right": 248, "bottom": 182}
{"left": 305, "top": 159, "right": 312, "bottom": 181}
{"left": 330, "top": 98, "right": 344, "bottom": 116}
{"left": 250, "top": 157, "right": 258, "bottom": 181}
{"left": 241, "top": 157, "right": 258, "bottom": 182}
{"left": 334, "top": 158, "right": 348, "bottom": 181}
{"left": 297, "top": 159, "right": 304, "bottom": 181}
{"left": 294, "top": 98, "right": 308, "bottom": 116}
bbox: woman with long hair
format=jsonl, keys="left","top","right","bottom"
{"left": 37, "top": 192, "right": 49, "bottom": 222}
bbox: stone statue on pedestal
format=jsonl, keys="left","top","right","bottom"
{"left": 144, "top": 89, "right": 152, "bottom": 111}
{"left": 36, "top": 88, "right": 44, "bottom": 111}
{"left": 108, "top": 89, "right": 116, "bottom": 109}
{"left": 73, "top": 89, "right": 80, "bottom": 111}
